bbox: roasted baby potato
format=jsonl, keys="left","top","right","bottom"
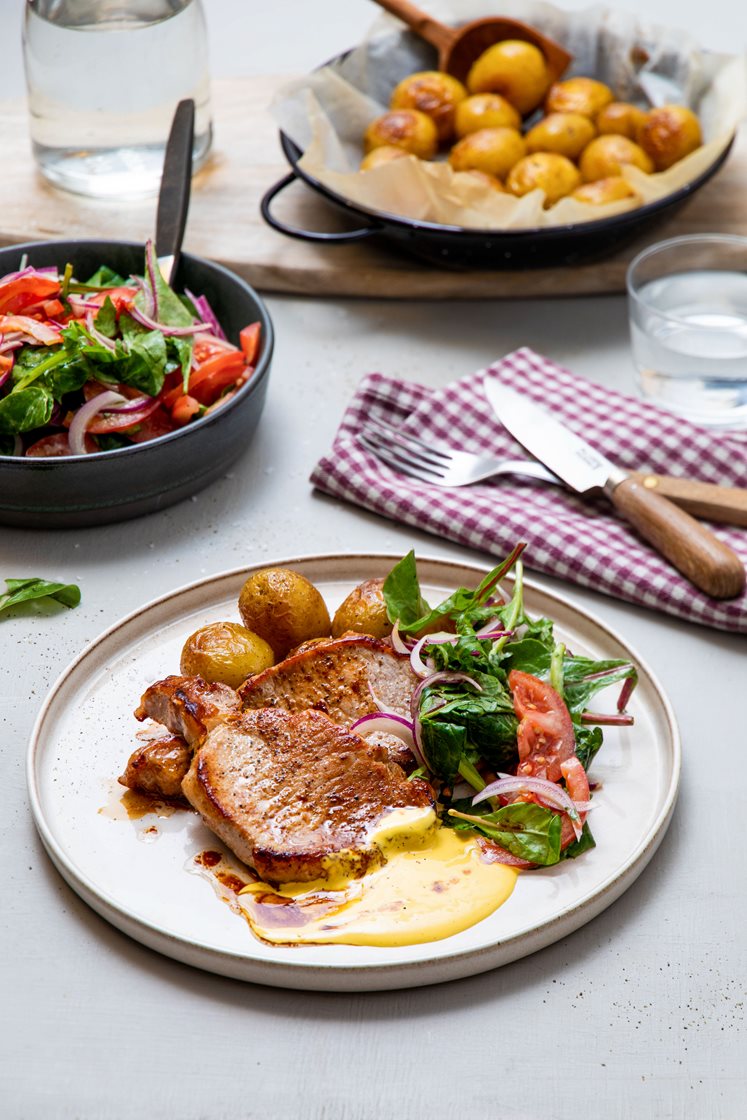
{"left": 525, "top": 112, "right": 596, "bottom": 159}
{"left": 454, "top": 92, "right": 521, "bottom": 137}
{"left": 571, "top": 176, "right": 639, "bottom": 204}
{"left": 360, "top": 145, "right": 411, "bottom": 171}
{"left": 636, "top": 104, "right": 702, "bottom": 170}
{"left": 462, "top": 169, "right": 506, "bottom": 192}
{"left": 506, "top": 152, "right": 581, "bottom": 206}
{"left": 363, "top": 109, "right": 438, "bottom": 159}
{"left": 545, "top": 77, "right": 614, "bottom": 119}
{"left": 390, "top": 70, "right": 467, "bottom": 143}
{"left": 238, "top": 568, "right": 332, "bottom": 660}
{"left": 466, "top": 40, "right": 550, "bottom": 116}
{"left": 579, "top": 134, "right": 654, "bottom": 181}
{"left": 596, "top": 101, "right": 648, "bottom": 140}
{"left": 180, "top": 621, "right": 274, "bottom": 688}
{"left": 449, "top": 126, "right": 526, "bottom": 180}
{"left": 331, "top": 578, "right": 393, "bottom": 639}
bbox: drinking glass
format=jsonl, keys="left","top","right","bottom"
{"left": 23, "top": 0, "right": 213, "bottom": 199}
{"left": 627, "top": 234, "right": 747, "bottom": 429}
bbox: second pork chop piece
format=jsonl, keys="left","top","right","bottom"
{"left": 238, "top": 635, "right": 418, "bottom": 768}
{"left": 134, "top": 675, "right": 241, "bottom": 746}
{"left": 182, "top": 707, "right": 435, "bottom": 884}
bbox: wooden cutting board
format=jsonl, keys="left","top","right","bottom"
{"left": 1, "top": 76, "right": 744, "bottom": 300}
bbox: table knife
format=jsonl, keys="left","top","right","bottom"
{"left": 484, "top": 379, "right": 745, "bottom": 600}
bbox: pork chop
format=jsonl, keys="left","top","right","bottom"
{"left": 119, "top": 732, "right": 191, "bottom": 801}
{"left": 134, "top": 675, "right": 241, "bottom": 747}
{"left": 181, "top": 708, "right": 434, "bottom": 884}
{"left": 238, "top": 635, "right": 418, "bottom": 769}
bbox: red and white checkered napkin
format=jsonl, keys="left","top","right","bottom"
{"left": 311, "top": 347, "right": 747, "bottom": 633}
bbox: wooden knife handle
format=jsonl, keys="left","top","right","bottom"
{"left": 632, "top": 473, "right": 747, "bottom": 528}
{"left": 610, "top": 477, "right": 745, "bottom": 599}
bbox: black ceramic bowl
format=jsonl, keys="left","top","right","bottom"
{"left": 0, "top": 240, "right": 274, "bottom": 529}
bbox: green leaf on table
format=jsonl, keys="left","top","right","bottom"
{"left": 0, "top": 577, "right": 81, "bottom": 618}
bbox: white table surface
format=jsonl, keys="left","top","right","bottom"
{"left": 2, "top": 2, "right": 745, "bottom": 1118}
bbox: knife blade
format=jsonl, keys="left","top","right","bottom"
{"left": 484, "top": 379, "right": 745, "bottom": 600}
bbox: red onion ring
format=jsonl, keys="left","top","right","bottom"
{"left": 85, "top": 311, "right": 116, "bottom": 352}
{"left": 350, "top": 712, "right": 427, "bottom": 771}
{"left": 473, "top": 773, "right": 583, "bottom": 827}
{"left": 409, "top": 632, "right": 457, "bottom": 677}
{"left": 68, "top": 390, "right": 126, "bottom": 454}
{"left": 129, "top": 305, "right": 208, "bottom": 337}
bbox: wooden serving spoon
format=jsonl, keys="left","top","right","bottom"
{"left": 371, "top": 0, "right": 572, "bottom": 87}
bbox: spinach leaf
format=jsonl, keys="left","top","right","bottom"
{"left": 574, "top": 725, "right": 604, "bottom": 771}
{"left": 0, "top": 577, "right": 81, "bottom": 617}
{"left": 382, "top": 550, "right": 431, "bottom": 627}
{"left": 0, "top": 386, "right": 54, "bottom": 434}
{"left": 449, "top": 801, "right": 563, "bottom": 866}
{"left": 560, "top": 821, "right": 596, "bottom": 860}
{"left": 117, "top": 314, "right": 168, "bottom": 395}
{"left": 94, "top": 296, "right": 118, "bottom": 339}
{"left": 419, "top": 719, "right": 466, "bottom": 784}
{"left": 84, "top": 265, "right": 127, "bottom": 287}
{"left": 139, "top": 242, "right": 194, "bottom": 389}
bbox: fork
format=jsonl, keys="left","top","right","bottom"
{"left": 357, "top": 419, "right": 747, "bottom": 527}
{"left": 358, "top": 419, "right": 561, "bottom": 488}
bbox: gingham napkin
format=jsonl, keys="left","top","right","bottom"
{"left": 311, "top": 347, "right": 747, "bottom": 633}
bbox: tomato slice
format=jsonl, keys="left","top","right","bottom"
{"left": 239, "top": 322, "right": 261, "bottom": 364}
{"left": 127, "top": 406, "right": 176, "bottom": 443}
{"left": 87, "top": 397, "right": 161, "bottom": 434}
{"left": 0, "top": 275, "right": 60, "bottom": 316}
{"left": 508, "top": 669, "right": 576, "bottom": 783}
{"left": 25, "top": 433, "right": 96, "bottom": 457}
{"left": 85, "top": 286, "right": 138, "bottom": 312}
{"left": 170, "top": 395, "right": 201, "bottom": 425}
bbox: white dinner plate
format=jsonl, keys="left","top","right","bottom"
{"left": 28, "top": 553, "right": 680, "bottom": 992}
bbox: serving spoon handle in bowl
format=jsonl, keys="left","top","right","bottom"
{"left": 156, "top": 98, "right": 195, "bottom": 285}
{"left": 369, "top": 0, "right": 572, "bottom": 86}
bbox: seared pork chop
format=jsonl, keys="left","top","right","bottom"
{"left": 119, "top": 732, "right": 191, "bottom": 801}
{"left": 182, "top": 708, "right": 434, "bottom": 884}
{"left": 238, "top": 635, "right": 418, "bottom": 769}
{"left": 134, "top": 675, "right": 240, "bottom": 747}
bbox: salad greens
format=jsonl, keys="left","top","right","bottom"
{"left": 0, "top": 577, "right": 80, "bottom": 617}
{"left": 382, "top": 546, "right": 637, "bottom": 867}
{"left": 0, "top": 242, "right": 261, "bottom": 457}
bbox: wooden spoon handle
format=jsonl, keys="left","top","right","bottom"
{"left": 609, "top": 477, "right": 745, "bottom": 599}
{"left": 632, "top": 472, "right": 747, "bottom": 528}
{"left": 371, "top": 0, "right": 456, "bottom": 52}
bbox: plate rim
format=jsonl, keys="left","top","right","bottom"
{"left": 26, "top": 551, "right": 681, "bottom": 991}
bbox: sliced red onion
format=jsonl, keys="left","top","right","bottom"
{"left": 475, "top": 617, "right": 501, "bottom": 637}
{"left": 103, "top": 394, "right": 156, "bottom": 414}
{"left": 390, "top": 619, "right": 413, "bottom": 656}
{"left": 410, "top": 670, "right": 483, "bottom": 723}
{"left": 185, "top": 290, "right": 227, "bottom": 341}
{"left": 0, "top": 265, "right": 59, "bottom": 284}
{"left": 129, "top": 304, "right": 207, "bottom": 337}
{"left": 68, "top": 390, "right": 125, "bottom": 454}
{"left": 8, "top": 435, "right": 23, "bottom": 456}
{"left": 85, "top": 311, "right": 116, "bottom": 351}
{"left": 350, "top": 712, "right": 427, "bottom": 770}
{"left": 473, "top": 773, "right": 583, "bottom": 826}
{"left": 409, "top": 631, "right": 458, "bottom": 677}
{"left": 0, "top": 369, "right": 11, "bottom": 392}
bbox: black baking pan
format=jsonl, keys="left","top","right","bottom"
{"left": 262, "top": 130, "right": 733, "bottom": 270}
{"left": 0, "top": 240, "right": 274, "bottom": 529}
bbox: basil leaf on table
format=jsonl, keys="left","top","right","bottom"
{"left": 0, "top": 578, "right": 81, "bottom": 617}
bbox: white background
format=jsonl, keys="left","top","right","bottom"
{"left": 1, "top": 2, "right": 745, "bottom": 1119}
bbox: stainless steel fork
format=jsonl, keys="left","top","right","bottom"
{"left": 358, "top": 418, "right": 561, "bottom": 488}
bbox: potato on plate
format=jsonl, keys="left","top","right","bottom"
{"left": 238, "top": 569, "right": 332, "bottom": 660}
{"left": 363, "top": 109, "right": 438, "bottom": 159}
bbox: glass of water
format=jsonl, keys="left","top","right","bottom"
{"left": 23, "top": 0, "right": 212, "bottom": 199}
{"left": 627, "top": 234, "right": 747, "bottom": 429}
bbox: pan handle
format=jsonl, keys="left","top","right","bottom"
{"left": 260, "top": 171, "right": 381, "bottom": 243}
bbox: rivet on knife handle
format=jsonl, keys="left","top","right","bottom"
{"left": 607, "top": 477, "right": 746, "bottom": 599}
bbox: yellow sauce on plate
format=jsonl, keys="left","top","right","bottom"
{"left": 237, "top": 807, "right": 517, "bottom": 947}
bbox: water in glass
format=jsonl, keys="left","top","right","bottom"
{"left": 23, "top": 0, "right": 212, "bottom": 199}
{"left": 630, "top": 269, "right": 747, "bottom": 428}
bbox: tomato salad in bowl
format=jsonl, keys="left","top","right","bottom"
{"left": 0, "top": 241, "right": 263, "bottom": 458}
